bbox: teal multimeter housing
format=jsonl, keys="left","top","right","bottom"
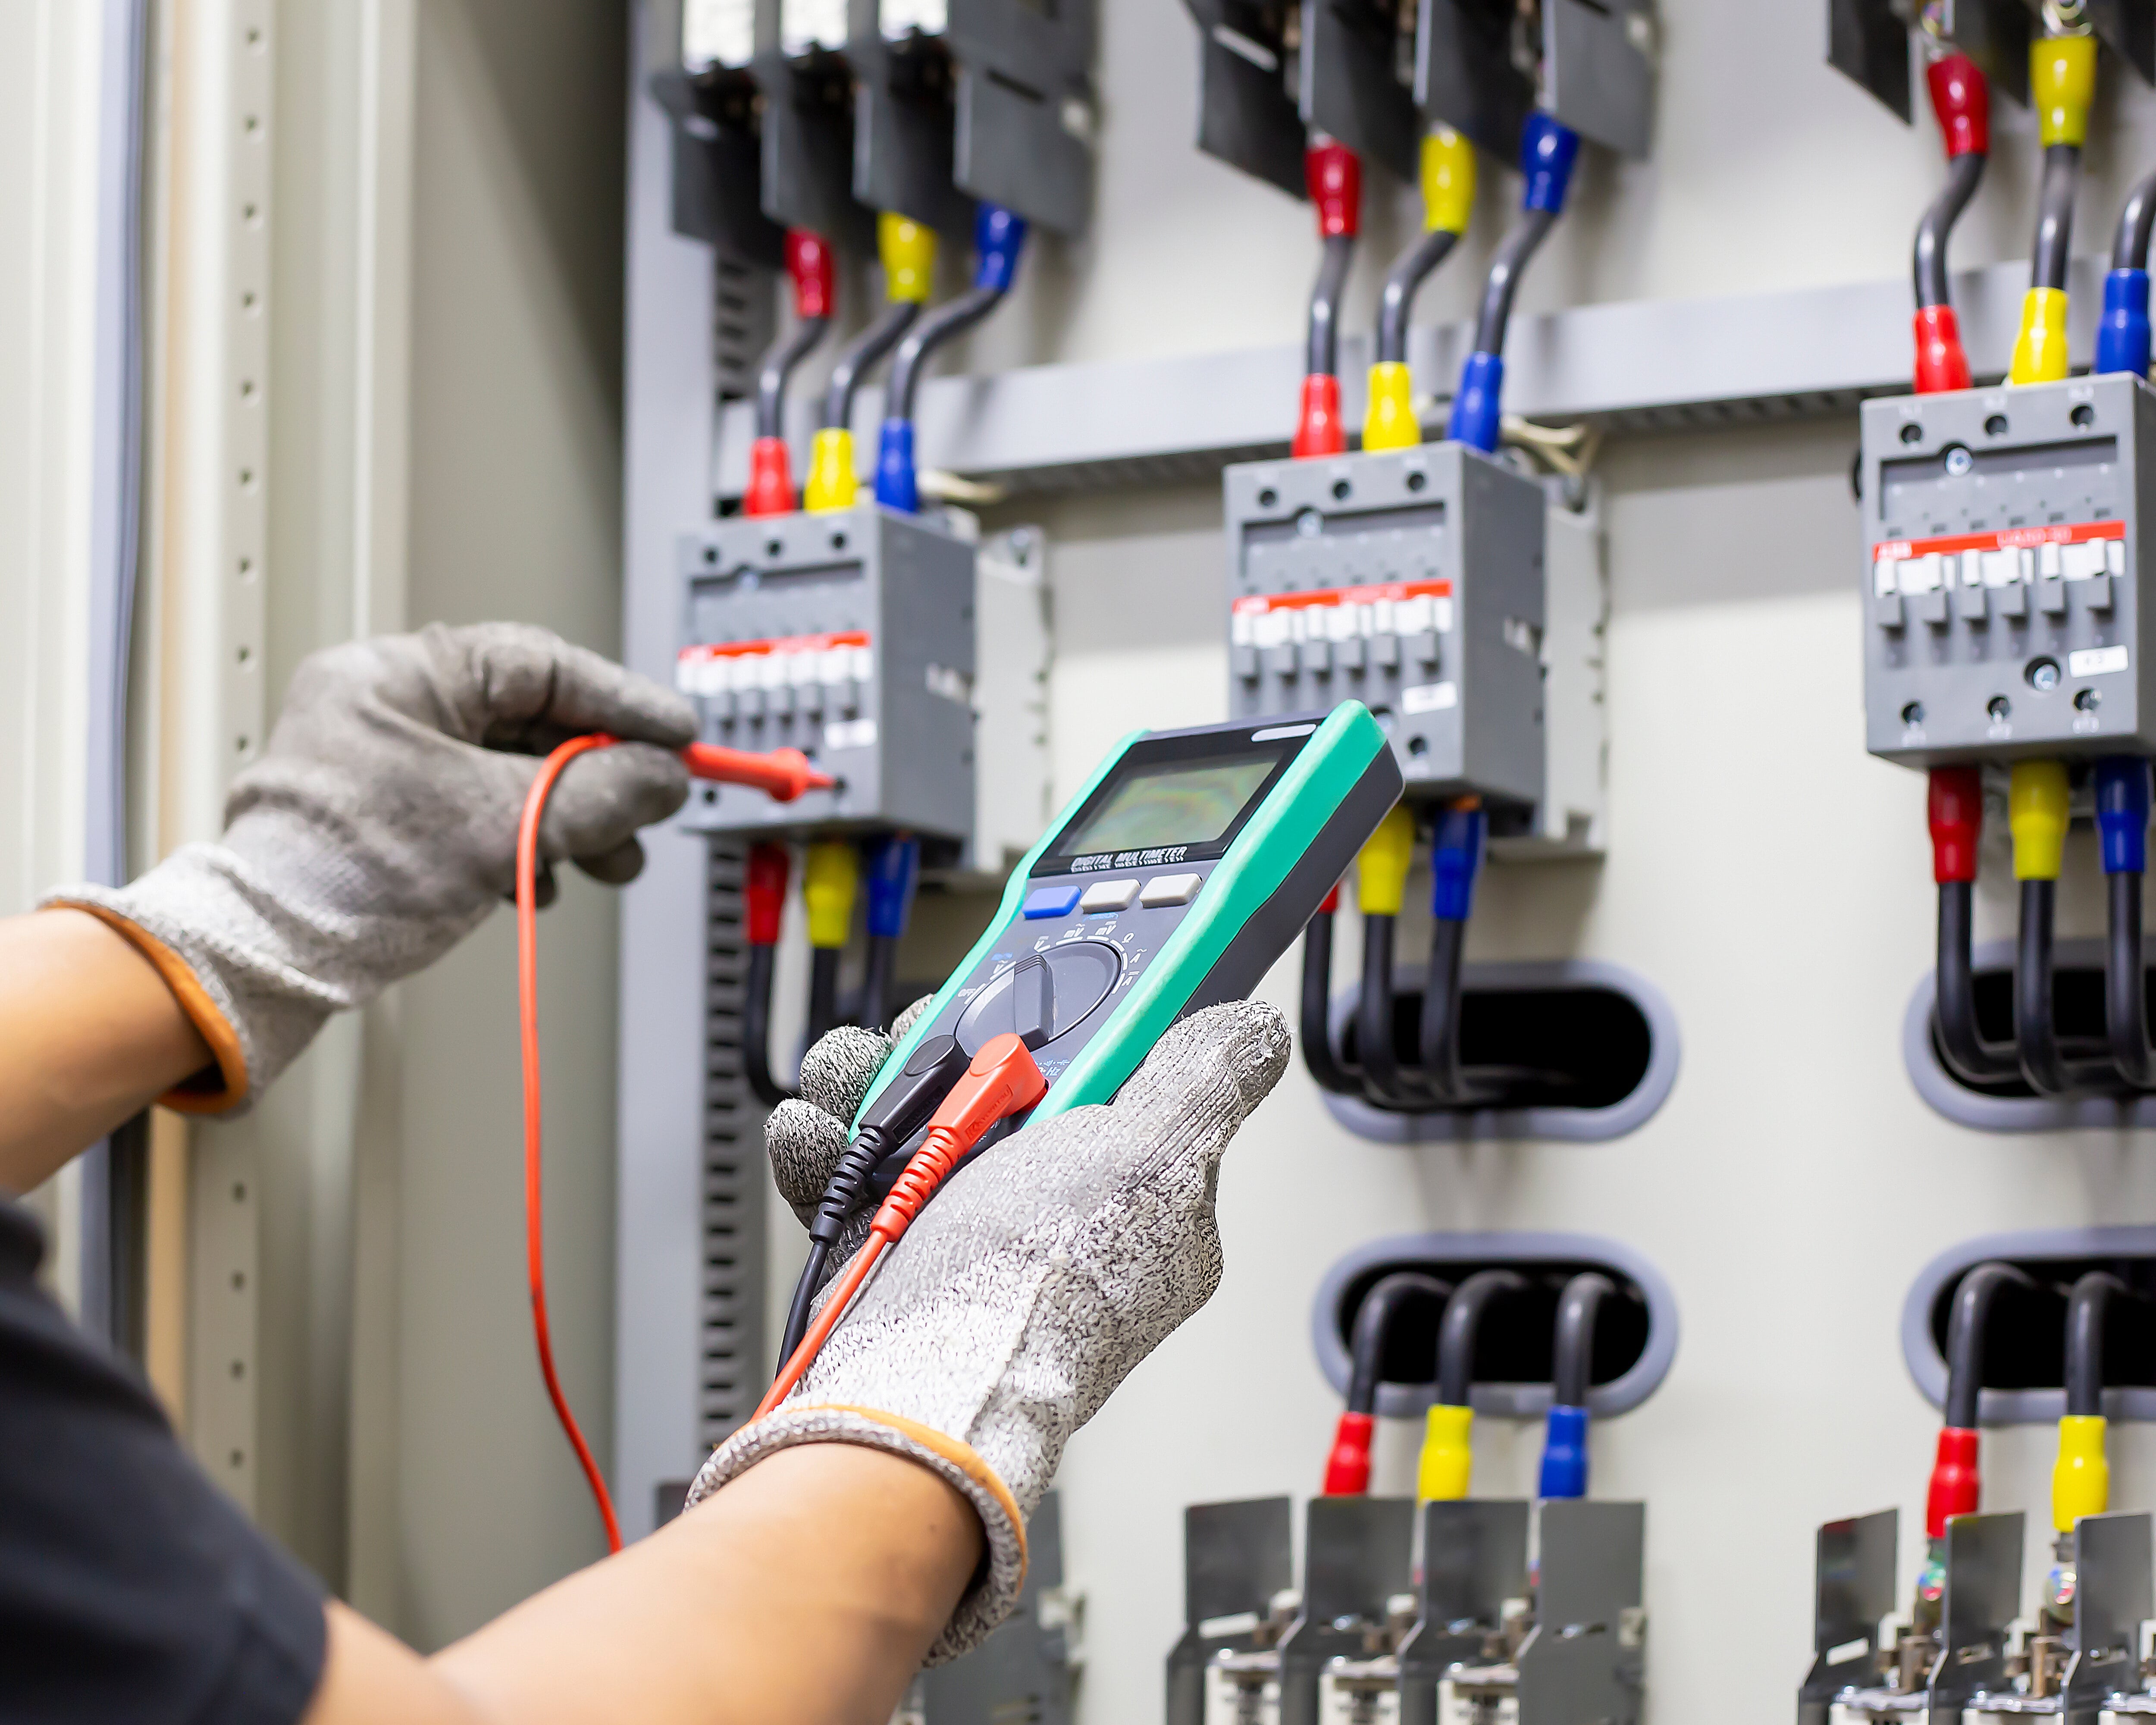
{"left": 855, "top": 701, "right": 1403, "bottom": 1143}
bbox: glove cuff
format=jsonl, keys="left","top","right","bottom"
{"left": 685, "top": 1404, "right": 1029, "bottom": 1665}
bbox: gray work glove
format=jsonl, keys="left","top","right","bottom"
{"left": 46, "top": 622, "right": 693, "bottom": 1112}
{"left": 688, "top": 1000, "right": 1292, "bottom": 1663}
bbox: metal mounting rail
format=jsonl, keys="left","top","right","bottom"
{"left": 713, "top": 254, "right": 2113, "bottom": 499}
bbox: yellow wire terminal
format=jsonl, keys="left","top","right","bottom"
{"left": 880, "top": 213, "right": 936, "bottom": 304}
{"left": 1418, "top": 1403, "right": 1474, "bottom": 1502}
{"left": 1356, "top": 804, "right": 1416, "bottom": 917}
{"left": 1363, "top": 361, "right": 1419, "bottom": 453}
{"left": 2012, "top": 288, "right": 2073, "bottom": 386}
{"left": 2033, "top": 34, "right": 2098, "bottom": 150}
{"left": 2009, "top": 760, "right": 2071, "bottom": 881}
{"left": 2053, "top": 1414, "right": 2109, "bottom": 1530}
{"left": 1422, "top": 127, "right": 1476, "bottom": 235}
{"left": 804, "top": 841, "right": 860, "bottom": 949}
{"left": 804, "top": 427, "right": 857, "bottom": 512}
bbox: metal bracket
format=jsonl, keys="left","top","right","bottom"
{"left": 1167, "top": 1497, "right": 1297, "bottom": 1725}
{"left": 753, "top": 38, "right": 874, "bottom": 245}
{"left": 1930, "top": 1512, "right": 2023, "bottom": 1712}
{"left": 1543, "top": 0, "right": 1655, "bottom": 159}
{"left": 1828, "top": 0, "right": 1912, "bottom": 121}
{"left": 2067, "top": 1512, "right": 2154, "bottom": 1721}
{"left": 651, "top": 65, "right": 788, "bottom": 264}
{"left": 1301, "top": 0, "right": 1420, "bottom": 182}
{"left": 1516, "top": 1499, "right": 1647, "bottom": 1725}
{"left": 1415, "top": 0, "right": 1532, "bottom": 159}
{"left": 1399, "top": 1499, "right": 1531, "bottom": 1725}
{"left": 1798, "top": 1509, "right": 1899, "bottom": 1725}
{"left": 846, "top": 2, "right": 974, "bottom": 235}
{"left": 1185, "top": 0, "right": 1307, "bottom": 198}
{"left": 1277, "top": 1497, "right": 1416, "bottom": 1725}
{"left": 948, "top": 0, "right": 1097, "bottom": 234}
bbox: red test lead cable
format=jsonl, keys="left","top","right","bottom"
{"left": 753, "top": 1032, "right": 1049, "bottom": 1421}
{"left": 516, "top": 734, "right": 836, "bottom": 1554}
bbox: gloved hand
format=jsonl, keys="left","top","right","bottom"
{"left": 46, "top": 622, "right": 694, "bottom": 1113}
{"left": 689, "top": 1000, "right": 1291, "bottom": 1663}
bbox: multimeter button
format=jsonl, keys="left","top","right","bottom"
{"left": 1023, "top": 884, "right": 1083, "bottom": 919}
{"left": 955, "top": 941, "right": 1121, "bottom": 1055}
{"left": 1079, "top": 879, "right": 1139, "bottom": 913}
{"left": 1139, "top": 873, "right": 1203, "bottom": 908}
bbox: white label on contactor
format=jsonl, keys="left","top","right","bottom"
{"left": 2071, "top": 645, "right": 2131, "bottom": 678}
{"left": 824, "top": 719, "right": 877, "bottom": 751}
{"left": 1401, "top": 682, "right": 1457, "bottom": 715}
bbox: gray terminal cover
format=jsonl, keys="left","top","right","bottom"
{"left": 1859, "top": 373, "right": 2156, "bottom": 767}
{"left": 674, "top": 502, "right": 977, "bottom": 844}
{"left": 1224, "top": 442, "right": 1546, "bottom": 811}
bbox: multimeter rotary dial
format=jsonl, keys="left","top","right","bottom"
{"left": 954, "top": 941, "right": 1122, "bottom": 1056}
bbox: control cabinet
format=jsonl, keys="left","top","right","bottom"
{"left": 676, "top": 503, "right": 978, "bottom": 853}
{"left": 1225, "top": 442, "right": 1549, "bottom": 816}
{"left": 1860, "top": 374, "right": 2156, "bottom": 768}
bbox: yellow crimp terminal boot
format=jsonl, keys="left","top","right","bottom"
{"left": 1418, "top": 1403, "right": 1474, "bottom": 1502}
{"left": 1363, "top": 362, "right": 1419, "bottom": 453}
{"left": 2009, "top": 760, "right": 2071, "bottom": 881}
{"left": 2034, "top": 35, "right": 2097, "bottom": 151}
{"left": 879, "top": 212, "right": 936, "bottom": 304}
{"left": 2052, "top": 1414, "right": 2109, "bottom": 1531}
{"left": 1356, "top": 804, "right": 1416, "bottom": 918}
{"left": 2012, "top": 288, "right": 2072, "bottom": 386}
{"left": 804, "top": 428, "right": 858, "bottom": 512}
{"left": 804, "top": 841, "right": 860, "bottom": 950}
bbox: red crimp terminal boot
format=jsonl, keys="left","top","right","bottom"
{"left": 788, "top": 229, "right": 836, "bottom": 321}
{"left": 1926, "top": 1427, "right": 1981, "bottom": 1537}
{"left": 1294, "top": 375, "right": 1347, "bottom": 461}
{"left": 1307, "top": 141, "right": 1361, "bottom": 241}
{"left": 1928, "top": 766, "right": 1983, "bottom": 884}
{"left": 1913, "top": 56, "right": 1987, "bottom": 395}
{"left": 745, "top": 439, "right": 796, "bottom": 518}
{"left": 745, "top": 843, "right": 789, "bottom": 946}
{"left": 1322, "top": 1411, "right": 1376, "bottom": 1496}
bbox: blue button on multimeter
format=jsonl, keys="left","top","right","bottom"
{"left": 1022, "top": 884, "right": 1083, "bottom": 919}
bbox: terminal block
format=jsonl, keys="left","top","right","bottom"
{"left": 676, "top": 504, "right": 978, "bottom": 854}
{"left": 1860, "top": 375, "right": 2155, "bottom": 769}
{"left": 1226, "top": 444, "right": 1589, "bottom": 838}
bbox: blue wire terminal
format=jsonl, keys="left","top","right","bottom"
{"left": 865, "top": 834, "right": 922, "bottom": 937}
{"left": 1538, "top": 1405, "right": 1591, "bottom": 1500}
{"left": 1431, "top": 801, "right": 1487, "bottom": 922}
{"left": 2099, "top": 270, "right": 2153, "bottom": 378}
{"left": 2097, "top": 758, "right": 2151, "bottom": 876}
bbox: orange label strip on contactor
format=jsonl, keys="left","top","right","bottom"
{"left": 1873, "top": 521, "right": 2126, "bottom": 564}
{"left": 1231, "top": 577, "right": 1452, "bottom": 615}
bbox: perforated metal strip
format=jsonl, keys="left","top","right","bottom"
{"left": 699, "top": 839, "right": 767, "bottom": 1445}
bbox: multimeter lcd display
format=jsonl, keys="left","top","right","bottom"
{"left": 1058, "top": 759, "right": 1276, "bottom": 856}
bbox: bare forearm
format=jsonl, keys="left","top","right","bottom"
{"left": 0, "top": 912, "right": 212, "bottom": 1195}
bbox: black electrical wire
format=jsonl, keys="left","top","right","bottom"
{"left": 1552, "top": 1273, "right": 1616, "bottom": 1409}
{"left": 1470, "top": 207, "right": 1557, "bottom": 360}
{"left": 860, "top": 934, "right": 899, "bottom": 1034}
{"left": 2114, "top": 169, "right": 2156, "bottom": 273}
{"left": 2034, "top": 143, "right": 2081, "bottom": 295}
{"left": 2066, "top": 1270, "right": 2127, "bottom": 1418}
{"left": 1944, "top": 1262, "right": 2032, "bottom": 1429}
{"left": 887, "top": 285, "right": 1003, "bottom": 423}
{"left": 1435, "top": 1269, "right": 1528, "bottom": 1408}
{"left": 1419, "top": 916, "right": 1482, "bottom": 1105}
{"left": 755, "top": 314, "right": 830, "bottom": 441}
{"left": 1935, "top": 880, "right": 2023, "bottom": 1084}
{"left": 822, "top": 299, "right": 921, "bottom": 431}
{"left": 1915, "top": 153, "right": 1987, "bottom": 311}
{"left": 1344, "top": 1273, "right": 1453, "bottom": 1416}
{"left": 1300, "top": 913, "right": 1359, "bottom": 1095}
{"left": 2109, "top": 872, "right": 2156, "bottom": 1086}
{"left": 1357, "top": 914, "right": 1418, "bottom": 1107}
{"left": 1307, "top": 234, "right": 1354, "bottom": 380}
{"left": 2017, "top": 880, "right": 2119, "bottom": 1095}
{"left": 743, "top": 944, "right": 790, "bottom": 1108}
{"left": 806, "top": 945, "right": 845, "bottom": 1047}
{"left": 1377, "top": 227, "right": 1461, "bottom": 367}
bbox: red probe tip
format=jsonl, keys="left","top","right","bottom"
{"left": 1927, "top": 765, "right": 1984, "bottom": 884}
{"left": 680, "top": 742, "right": 835, "bottom": 801}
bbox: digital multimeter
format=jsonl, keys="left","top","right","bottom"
{"left": 855, "top": 700, "right": 1403, "bottom": 1145}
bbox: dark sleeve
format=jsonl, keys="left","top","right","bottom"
{"left": 0, "top": 1200, "right": 326, "bottom": 1725}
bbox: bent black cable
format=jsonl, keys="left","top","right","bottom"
{"left": 2017, "top": 880, "right": 2116, "bottom": 1095}
{"left": 1345, "top": 1272, "right": 1453, "bottom": 1416}
{"left": 822, "top": 299, "right": 921, "bottom": 431}
{"left": 1357, "top": 914, "right": 1414, "bottom": 1107}
{"left": 1300, "top": 914, "right": 1359, "bottom": 1095}
{"left": 860, "top": 933, "right": 899, "bottom": 1034}
{"left": 743, "top": 944, "right": 790, "bottom": 1107}
{"left": 2115, "top": 169, "right": 2156, "bottom": 273}
{"left": 1936, "top": 880, "right": 2022, "bottom": 1084}
{"left": 756, "top": 315, "right": 830, "bottom": 441}
{"left": 1552, "top": 1273, "right": 1616, "bottom": 1409}
{"left": 1435, "top": 1268, "right": 1529, "bottom": 1407}
{"left": 1377, "top": 228, "right": 1460, "bottom": 367}
{"left": 1470, "top": 207, "right": 1557, "bottom": 360}
{"left": 1307, "top": 234, "right": 1354, "bottom": 380}
{"left": 2067, "top": 1270, "right": 2127, "bottom": 1418}
{"left": 2034, "top": 144, "right": 2081, "bottom": 295}
{"left": 806, "top": 945, "right": 844, "bottom": 1045}
{"left": 887, "top": 285, "right": 1003, "bottom": 423}
{"left": 1419, "top": 916, "right": 1478, "bottom": 1104}
{"left": 1944, "top": 1262, "right": 2033, "bottom": 1429}
{"left": 2109, "top": 872, "right": 2156, "bottom": 1086}
{"left": 1915, "top": 153, "right": 1987, "bottom": 310}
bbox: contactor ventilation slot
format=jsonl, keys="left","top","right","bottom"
{"left": 1320, "top": 957, "right": 1679, "bottom": 1144}
{"left": 1904, "top": 1230, "right": 2156, "bottom": 1424}
{"left": 1312, "top": 1232, "right": 1680, "bottom": 1420}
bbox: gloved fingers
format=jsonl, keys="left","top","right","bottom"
{"left": 888, "top": 994, "right": 936, "bottom": 1047}
{"left": 1100, "top": 1000, "right": 1291, "bottom": 1167}
{"left": 427, "top": 621, "right": 697, "bottom": 752}
{"left": 532, "top": 742, "right": 690, "bottom": 866}
{"left": 570, "top": 837, "right": 646, "bottom": 887}
{"left": 768, "top": 1099, "right": 850, "bottom": 1225}
{"left": 798, "top": 1024, "right": 892, "bottom": 1125}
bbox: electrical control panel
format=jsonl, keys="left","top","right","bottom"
{"left": 1860, "top": 374, "right": 2156, "bottom": 768}
{"left": 676, "top": 503, "right": 979, "bottom": 853}
{"left": 1224, "top": 443, "right": 1549, "bottom": 817}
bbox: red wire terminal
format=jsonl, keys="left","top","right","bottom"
{"left": 787, "top": 229, "right": 836, "bottom": 320}
{"left": 1926, "top": 1426, "right": 1981, "bottom": 1537}
{"left": 1914, "top": 307, "right": 1973, "bottom": 395}
{"left": 1322, "top": 1411, "right": 1376, "bottom": 1496}
{"left": 1928, "top": 765, "right": 1983, "bottom": 884}
{"left": 746, "top": 843, "right": 790, "bottom": 947}
{"left": 1319, "top": 884, "right": 1340, "bottom": 915}
{"left": 744, "top": 438, "right": 796, "bottom": 518}
{"left": 1307, "top": 141, "right": 1361, "bottom": 239}
{"left": 1293, "top": 374, "right": 1347, "bottom": 461}
{"left": 1927, "top": 54, "right": 1990, "bottom": 160}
